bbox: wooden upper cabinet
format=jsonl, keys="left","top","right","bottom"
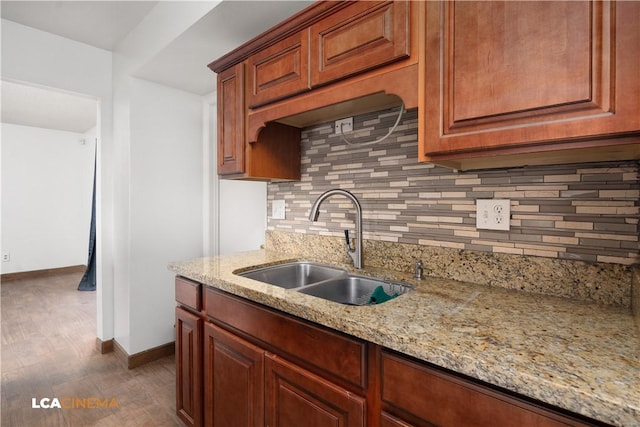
{"left": 420, "top": 0, "right": 640, "bottom": 169}
{"left": 248, "top": 30, "right": 311, "bottom": 108}
{"left": 310, "top": 0, "right": 410, "bottom": 87}
{"left": 217, "top": 63, "right": 301, "bottom": 180}
{"left": 247, "top": 1, "right": 411, "bottom": 107}
{"left": 217, "top": 63, "right": 245, "bottom": 176}
{"left": 210, "top": 0, "right": 418, "bottom": 180}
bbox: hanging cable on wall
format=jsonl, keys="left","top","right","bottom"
{"left": 338, "top": 102, "right": 405, "bottom": 147}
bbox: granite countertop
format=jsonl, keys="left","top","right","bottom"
{"left": 168, "top": 250, "right": 640, "bottom": 427}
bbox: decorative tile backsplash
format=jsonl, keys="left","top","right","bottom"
{"left": 267, "top": 108, "right": 640, "bottom": 265}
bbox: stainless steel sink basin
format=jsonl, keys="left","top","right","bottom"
{"left": 237, "top": 262, "right": 346, "bottom": 289}
{"left": 297, "top": 276, "right": 412, "bottom": 306}
{"left": 237, "top": 261, "right": 412, "bottom": 305}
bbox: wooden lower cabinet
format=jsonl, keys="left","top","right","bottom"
{"left": 175, "top": 306, "right": 203, "bottom": 427}
{"left": 203, "top": 322, "right": 264, "bottom": 427}
{"left": 202, "top": 319, "right": 365, "bottom": 427}
{"left": 380, "top": 411, "right": 414, "bottom": 427}
{"left": 265, "top": 354, "right": 365, "bottom": 427}
{"left": 178, "top": 283, "right": 603, "bottom": 427}
{"left": 380, "top": 351, "right": 593, "bottom": 427}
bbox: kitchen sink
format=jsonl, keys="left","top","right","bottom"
{"left": 237, "top": 262, "right": 346, "bottom": 289}
{"left": 297, "top": 276, "right": 412, "bottom": 306}
{"left": 237, "top": 261, "right": 412, "bottom": 305}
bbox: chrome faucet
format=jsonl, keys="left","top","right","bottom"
{"left": 309, "top": 189, "right": 363, "bottom": 269}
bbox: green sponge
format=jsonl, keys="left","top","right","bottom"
{"left": 369, "top": 286, "right": 398, "bottom": 304}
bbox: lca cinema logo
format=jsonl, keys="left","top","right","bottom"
{"left": 31, "top": 397, "right": 120, "bottom": 409}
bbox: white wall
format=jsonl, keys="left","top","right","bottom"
{"left": 1, "top": 19, "right": 114, "bottom": 342}
{"left": 219, "top": 180, "right": 267, "bottom": 254}
{"left": 120, "top": 78, "right": 203, "bottom": 354}
{"left": 108, "top": 2, "right": 218, "bottom": 355}
{"left": 204, "top": 93, "right": 267, "bottom": 255}
{"left": 1, "top": 124, "right": 95, "bottom": 274}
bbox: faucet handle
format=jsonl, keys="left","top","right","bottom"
{"left": 344, "top": 229, "right": 351, "bottom": 247}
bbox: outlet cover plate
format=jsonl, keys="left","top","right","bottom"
{"left": 334, "top": 117, "right": 353, "bottom": 135}
{"left": 476, "top": 199, "right": 510, "bottom": 231}
{"left": 272, "top": 199, "right": 286, "bottom": 220}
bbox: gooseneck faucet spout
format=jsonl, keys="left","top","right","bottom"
{"left": 309, "top": 189, "right": 363, "bottom": 269}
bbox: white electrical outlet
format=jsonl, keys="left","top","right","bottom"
{"left": 2, "top": 252, "right": 10, "bottom": 262}
{"left": 334, "top": 117, "right": 353, "bottom": 135}
{"left": 272, "top": 200, "right": 286, "bottom": 220}
{"left": 476, "top": 199, "right": 511, "bottom": 231}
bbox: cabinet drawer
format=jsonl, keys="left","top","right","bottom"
{"left": 311, "top": 0, "right": 409, "bottom": 87}
{"left": 381, "top": 351, "right": 588, "bottom": 427}
{"left": 206, "top": 287, "right": 366, "bottom": 390}
{"left": 176, "top": 276, "right": 202, "bottom": 312}
{"left": 247, "top": 30, "right": 310, "bottom": 108}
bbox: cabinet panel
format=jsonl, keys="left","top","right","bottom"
{"left": 176, "top": 307, "right": 203, "bottom": 427}
{"left": 450, "top": 1, "right": 591, "bottom": 122}
{"left": 381, "top": 351, "right": 586, "bottom": 427}
{"left": 265, "top": 354, "right": 365, "bottom": 427}
{"left": 248, "top": 30, "right": 310, "bottom": 108}
{"left": 217, "top": 63, "right": 245, "bottom": 176}
{"left": 311, "top": 1, "right": 410, "bottom": 87}
{"left": 204, "top": 322, "right": 264, "bottom": 427}
{"left": 421, "top": 0, "right": 640, "bottom": 163}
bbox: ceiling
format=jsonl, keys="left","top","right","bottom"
{"left": 0, "top": 0, "right": 313, "bottom": 132}
{"left": 1, "top": 81, "right": 98, "bottom": 133}
{"left": 0, "top": 1, "right": 158, "bottom": 51}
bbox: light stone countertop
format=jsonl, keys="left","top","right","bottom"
{"left": 168, "top": 250, "right": 640, "bottom": 427}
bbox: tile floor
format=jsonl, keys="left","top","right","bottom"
{"left": 1, "top": 270, "right": 182, "bottom": 426}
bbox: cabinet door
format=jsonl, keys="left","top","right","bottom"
{"left": 421, "top": 1, "right": 640, "bottom": 159}
{"left": 204, "top": 322, "right": 264, "bottom": 427}
{"left": 265, "top": 354, "right": 365, "bottom": 427}
{"left": 217, "top": 63, "right": 245, "bottom": 176}
{"left": 311, "top": 1, "right": 410, "bottom": 87}
{"left": 176, "top": 307, "right": 203, "bottom": 427}
{"left": 247, "top": 30, "right": 310, "bottom": 108}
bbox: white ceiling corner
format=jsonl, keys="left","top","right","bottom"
{"left": 0, "top": 1, "right": 158, "bottom": 51}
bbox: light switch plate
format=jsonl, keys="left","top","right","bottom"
{"left": 272, "top": 199, "right": 286, "bottom": 220}
{"left": 476, "top": 199, "right": 510, "bottom": 231}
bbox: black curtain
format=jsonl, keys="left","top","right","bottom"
{"left": 78, "top": 145, "right": 96, "bottom": 291}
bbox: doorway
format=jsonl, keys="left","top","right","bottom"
{"left": 1, "top": 80, "right": 99, "bottom": 283}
